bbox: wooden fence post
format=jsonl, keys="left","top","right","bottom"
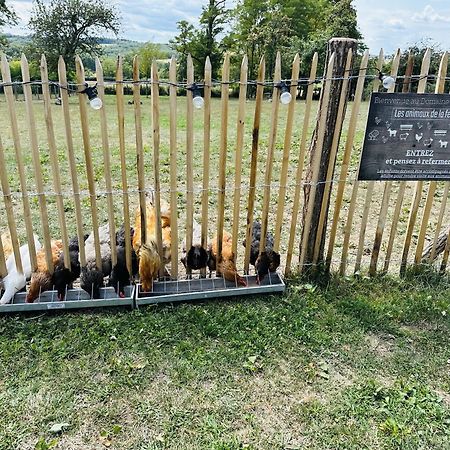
{"left": 169, "top": 56, "right": 179, "bottom": 278}
{"left": 115, "top": 56, "right": 132, "bottom": 275}
{"left": 1, "top": 54, "right": 38, "bottom": 271}
{"left": 200, "top": 57, "right": 212, "bottom": 278}
{"left": 244, "top": 56, "right": 265, "bottom": 274}
{"left": 300, "top": 38, "right": 357, "bottom": 270}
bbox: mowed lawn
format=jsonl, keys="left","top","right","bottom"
{"left": 0, "top": 276, "right": 449, "bottom": 449}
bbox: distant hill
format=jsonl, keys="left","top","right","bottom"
{"left": 2, "top": 34, "right": 171, "bottom": 58}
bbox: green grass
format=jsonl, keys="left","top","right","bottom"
{"left": 0, "top": 276, "right": 449, "bottom": 449}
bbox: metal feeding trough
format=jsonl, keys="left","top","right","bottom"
{"left": 136, "top": 272, "right": 285, "bottom": 307}
{"left": 0, "top": 286, "right": 134, "bottom": 313}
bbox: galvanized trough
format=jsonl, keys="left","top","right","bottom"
{"left": 0, "top": 286, "right": 134, "bottom": 313}
{"left": 136, "top": 272, "right": 285, "bottom": 307}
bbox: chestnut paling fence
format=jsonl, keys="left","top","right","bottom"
{"left": 1, "top": 48, "right": 450, "bottom": 291}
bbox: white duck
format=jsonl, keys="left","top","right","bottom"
{"left": 0, "top": 235, "right": 42, "bottom": 304}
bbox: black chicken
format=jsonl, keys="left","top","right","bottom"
{"left": 243, "top": 221, "right": 280, "bottom": 284}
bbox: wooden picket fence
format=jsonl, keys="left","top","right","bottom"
{"left": 0, "top": 47, "right": 450, "bottom": 286}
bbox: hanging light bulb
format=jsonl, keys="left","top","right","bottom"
{"left": 189, "top": 83, "right": 204, "bottom": 109}
{"left": 382, "top": 75, "right": 395, "bottom": 90}
{"left": 81, "top": 84, "right": 103, "bottom": 110}
{"left": 89, "top": 96, "right": 103, "bottom": 110}
{"left": 378, "top": 71, "right": 395, "bottom": 90}
{"left": 193, "top": 94, "right": 204, "bottom": 109}
{"left": 278, "top": 81, "right": 292, "bottom": 105}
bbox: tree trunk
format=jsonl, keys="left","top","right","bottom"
{"left": 300, "top": 37, "right": 357, "bottom": 269}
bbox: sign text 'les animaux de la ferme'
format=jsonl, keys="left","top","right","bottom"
{"left": 359, "top": 93, "right": 450, "bottom": 181}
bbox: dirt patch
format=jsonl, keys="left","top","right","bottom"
{"left": 365, "top": 332, "right": 395, "bottom": 356}
{"left": 435, "top": 389, "right": 450, "bottom": 406}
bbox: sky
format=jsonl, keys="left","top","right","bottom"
{"left": 3, "top": 0, "right": 450, "bottom": 54}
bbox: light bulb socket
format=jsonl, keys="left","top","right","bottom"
{"left": 81, "top": 84, "right": 99, "bottom": 101}
{"left": 81, "top": 83, "right": 102, "bottom": 109}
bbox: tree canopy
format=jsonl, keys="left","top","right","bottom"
{"left": 28, "top": 0, "right": 121, "bottom": 75}
{"left": 0, "top": 0, "right": 17, "bottom": 48}
{"left": 171, "top": 0, "right": 363, "bottom": 80}
{"left": 170, "top": 0, "right": 230, "bottom": 79}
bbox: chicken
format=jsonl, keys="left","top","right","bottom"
{"left": 208, "top": 230, "right": 247, "bottom": 287}
{"left": 1, "top": 231, "right": 14, "bottom": 261}
{"left": 109, "top": 225, "right": 139, "bottom": 297}
{"left": 52, "top": 234, "right": 87, "bottom": 300}
{"left": 181, "top": 219, "right": 209, "bottom": 272}
{"left": 80, "top": 224, "right": 112, "bottom": 299}
{"left": 243, "top": 221, "right": 280, "bottom": 284}
{"left": 26, "top": 240, "right": 64, "bottom": 302}
{"left": 0, "top": 235, "right": 42, "bottom": 305}
{"left": 133, "top": 201, "right": 171, "bottom": 292}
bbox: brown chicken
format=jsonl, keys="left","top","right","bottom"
{"left": 1, "top": 231, "right": 14, "bottom": 261}
{"left": 27, "top": 240, "right": 64, "bottom": 302}
{"left": 133, "top": 201, "right": 171, "bottom": 292}
{"left": 208, "top": 230, "right": 247, "bottom": 287}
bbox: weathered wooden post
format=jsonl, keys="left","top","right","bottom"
{"left": 300, "top": 37, "right": 357, "bottom": 271}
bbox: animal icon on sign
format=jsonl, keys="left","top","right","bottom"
{"left": 399, "top": 133, "right": 409, "bottom": 141}
{"left": 368, "top": 129, "right": 380, "bottom": 141}
{"left": 439, "top": 140, "right": 448, "bottom": 148}
{"left": 423, "top": 138, "right": 433, "bottom": 147}
{"left": 375, "top": 117, "right": 381, "bottom": 125}
{"left": 417, "top": 122, "right": 423, "bottom": 129}
{"left": 388, "top": 129, "right": 397, "bottom": 137}
{"left": 381, "top": 136, "right": 388, "bottom": 143}
{"left": 415, "top": 133, "right": 423, "bottom": 143}
{"left": 427, "top": 122, "right": 432, "bottom": 130}
{"left": 385, "top": 121, "right": 392, "bottom": 129}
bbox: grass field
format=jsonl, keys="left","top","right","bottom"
{"left": 0, "top": 275, "right": 449, "bottom": 449}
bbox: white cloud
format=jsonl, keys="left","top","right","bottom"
{"left": 354, "top": 0, "right": 450, "bottom": 53}
{"left": 384, "top": 18, "right": 406, "bottom": 30}
{"left": 412, "top": 4, "right": 450, "bottom": 23}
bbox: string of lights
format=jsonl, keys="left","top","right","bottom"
{"left": 0, "top": 72, "right": 445, "bottom": 91}
{"left": 0, "top": 69, "right": 445, "bottom": 110}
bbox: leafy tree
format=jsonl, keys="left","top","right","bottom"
{"left": 0, "top": 1, "right": 17, "bottom": 48}
{"left": 28, "top": 0, "right": 121, "bottom": 76}
{"left": 138, "top": 42, "right": 166, "bottom": 79}
{"left": 0, "top": 0, "right": 16, "bottom": 27}
{"left": 170, "top": 20, "right": 195, "bottom": 79}
{"left": 286, "top": 0, "right": 362, "bottom": 76}
{"left": 230, "top": 0, "right": 293, "bottom": 80}
{"left": 395, "top": 39, "right": 443, "bottom": 94}
{"left": 170, "top": 1, "right": 229, "bottom": 79}
{"left": 198, "top": 0, "right": 229, "bottom": 73}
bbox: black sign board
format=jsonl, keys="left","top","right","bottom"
{"left": 358, "top": 93, "right": 450, "bottom": 181}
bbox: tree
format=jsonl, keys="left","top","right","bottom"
{"left": 0, "top": 0, "right": 16, "bottom": 27}
{"left": 138, "top": 42, "right": 166, "bottom": 79}
{"left": 0, "top": 1, "right": 17, "bottom": 49}
{"left": 170, "top": 20, "right": 196, "bottom": 79}
{"left": 294, "top": 0, "right": 362, "bottom": 75}
{"left": 231, "top": 0, "right": 293, "bottom": 81}
{"left": 198, "top": 0, "right": 229, "bottom": 72}
{"left": 170, "top": 1, "right": 229, "bottom": 79}
{"left": 28, "top": 0, "right": 121, "bottom": 76}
